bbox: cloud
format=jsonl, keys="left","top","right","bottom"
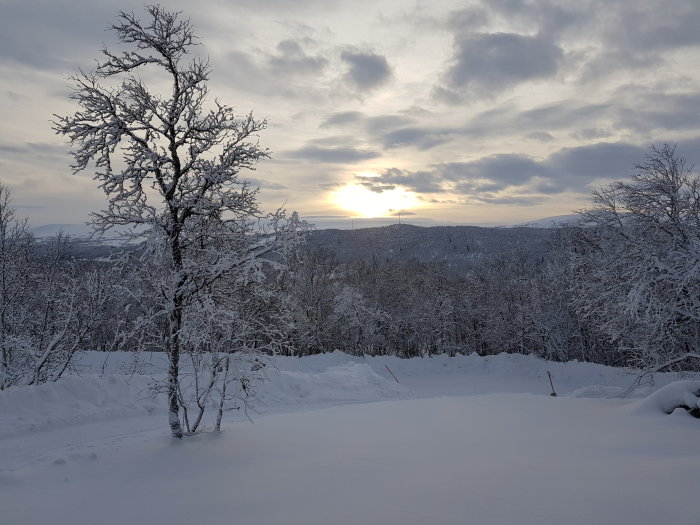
{"left": 340, "top": 50, "right": 392, "bottom": 90}
{"left": 0, "top": 2, "right": 118, "bottom": 71}
{"left": 285, "top": 145, "right": 381, "bottom": 163}
{"left": 580, "top": 1, "right": 700, "bottom": 79}
{"left": 246, "top": 177, "right": 287, "bottom": 190}
{"left": 318, "top": 111, "right": 446, "bottom": 150}
{"left": 380, "top": 127, "right": 450, "bottom": 150}
{"left": 225, "top": 51, "right": 297, "bottom": 97}
{"left": 613, "top": 92, "right": 700, "bottom": 133}
{"left": 527, "top": 131, "right": 555, "bottom": 142}
{"left": 321, "top": 111, "right": 365, "bottom": 127}
{"left": 475, "top": 195, "right": 549, "bottom": 206}
{"left": 0, "top": 142, "right": 68, "bottom": 159}
{"left": 364, "top": 115, "right": 414, "bottom": 133}
{"left": 436, "top": 32, "right": 563, "bottom": 101}
{"left": 485, "top": 0, "right": 582, "bottom": 39}
{"left": 222, "top": 38, "right": 329, "bottom": 98}
{"left": 347, "top": 141, "right": 670, "bottom": 207}
{"left": 445, "top": 6, "right": 490, "bottom": 32}
{"left": 355, "top": 168, "right": 446, "bottom": 194}
{"left": 439, "top": 142, "right": 650, "bottom": 196}
{"left": 267, "top": 39, "right": 328, "bottom": 76}
{"left": 302, "top": 215, "right": 350, "bottom": 219}
{"left": 546, "top": 142, "right": 645, "bottom": 183}
{"left": 439, "top": 155, "right": 547, "bottom": 189}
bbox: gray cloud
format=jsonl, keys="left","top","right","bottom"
{"left": 569, "top": 128, "right": 613, "bottom": 141}
{"left": 321, "top": 111, "right": 365, "bottom": 127}
{"left": 365, "top": 115, "right": 414, "bottom": 133}
{"left": 582, "top": 1, "right": 700, "bottom": 79}
{"left": 225, "top": 51, "right": 297, "bottom": 97}
{"left": 355, "top": 168, "right": 446, "bottom": 194}
{"left": 440, "top": 142, "right": 650, "bottom": 195}
{"left": 614, "top": 92, "right": 700, "bottom": 133}
{"left": 546, "top": 142, "right": 645, "bottom": 183}
{"left": 349, "top": 141, "right": 670, "bottom": 206}
{"left": 439, "top": 0, "right": 700, "bottom": 99}
{"left": 246, "top": 177, "right": 287, "bottom": 191}
{"left": 304, "top": 135, "right": 364, "bottom": 148}
{"left": 267, "top": 39, "right": 328, "bottom": 76}
{"left": 223, "top": 38, "right": 330, "bottom": 99}
{"left": 439, "top": 155, "right": 547, "bottom": 188}
{"left": 476, "top": 195, "right": 549, "bottom": 206}
{"left": 445, "top": 6, "right": 490, "bottom": 33}
{"left": 340, "top": 50, "right": 392, "bottom": 90}
{"left": 319, "top": 111, "right": 446, "bottom": 150}
{"left": 0, "top": 142, "right": 67, "bottom": 159}
{"left": 436, "top": 32, "right": 563, "bottom": 101}
{"left": 527, "top": 131, "right": 555, "bottom": 142}
{"left": 485, "top": 0, "right": 582, "bottom": 39}
{"left": 0, "top": 2, "right": 122, "bottom": 71}
{"left": 285, "top": 146, "right": 381, "bottom": 163}
{"left": 381, "top": 127, "right": 450, "bottom": 150}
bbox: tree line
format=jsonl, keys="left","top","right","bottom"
{"left": 3, "top": 144, "right": 698, "bottom": 374}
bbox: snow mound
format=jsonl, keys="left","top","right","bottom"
{"left": 262, "top": 362, "right": 409, "bottom": 408}
{"left": 634, "top": 380, "right": 700, "bottom": 416}
{"left": 0, "top": 375, "right": 162, "bottom": 439}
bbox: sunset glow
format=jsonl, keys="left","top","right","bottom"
{"left": 332, "top": 184, "right": 420, "bottom": 218}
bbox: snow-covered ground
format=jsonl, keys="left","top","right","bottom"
{"left": 1, "top": 352, "right": 698, "bottom": 525}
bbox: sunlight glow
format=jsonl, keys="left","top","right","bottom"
{"left": 332, "top": 183, "right": 420, "bottom": 217}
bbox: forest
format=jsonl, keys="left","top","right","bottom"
{"left": 2, "top": 141, "right": 699, "bottom": 387}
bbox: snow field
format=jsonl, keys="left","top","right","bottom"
{"left": 1, "top": 351, "right": 699, "bottom": 525}
{"left": 2, "top": 395, "right": 698, "bottom": 525}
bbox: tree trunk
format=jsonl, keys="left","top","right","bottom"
{"left": 168, "top": 302, "right": 184, "bottom": 438}
{"left": 215, "top": 355, "right": 230, "bottom": 432}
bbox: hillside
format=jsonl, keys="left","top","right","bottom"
{"left": 306, "top": 223, "right": 555, "bottom": 272}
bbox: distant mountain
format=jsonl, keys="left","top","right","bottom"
{"left": 519, "top": 214, "right": 581, "bottom": 228}
{"left": 30, "top": 223, "right": 94, "bottom": 239}
{"left": 41, "top": 222, "right": 559, "bottom": 272}
{"left": 30, "top": 223, "right": 147, "bottom": 245}
{"left": 306, "top": 223, "right": 554, "bottom": 274}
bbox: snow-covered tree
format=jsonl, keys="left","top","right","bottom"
{"left": 53, "top": 6, "right": 303, "bottom": 437}
{"left": 0, "top": 184, "right": 113, "bottom": 388}
{"left": 571, "top": 144, "right": 700, "bottom": 371}
{"left": 0, "top": 183, "right": 33, "bottom": 389}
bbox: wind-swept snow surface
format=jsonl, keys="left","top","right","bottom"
{"left": 1, "top": 352, "right": 698, "bottom": 525}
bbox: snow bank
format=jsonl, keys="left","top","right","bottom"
{"left": 0, "top": 374, "right": 161, "bottom": 439}
{"left": 262, "top": 362, "right": 409, "bottom": 409}
{"left": 2, "top": 351, "right": 695, "bottom": 443}
{"left": 634, "top": 380, "right": 700, "bottom": 416}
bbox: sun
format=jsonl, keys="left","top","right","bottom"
{"left": 332, "top": 184, "right": 419, "bottom": 218}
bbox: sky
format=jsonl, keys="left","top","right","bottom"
{"left": 2, "top": 0, "right": 700, "bottom": 229}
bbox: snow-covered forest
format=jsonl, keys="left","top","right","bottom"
{"left": 3, "top": 145, "right": 699, "bottom": 394}
{"left": 1, "top": 5, "right": 699, "bottom": 524}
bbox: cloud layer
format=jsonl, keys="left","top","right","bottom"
{"left": 1, "top": 0, "right": 700, "bottom": 225}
